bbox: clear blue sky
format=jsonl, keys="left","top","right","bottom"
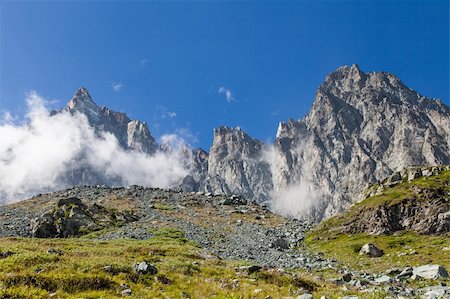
{"left": 1, "top": 1, "right": 448, "bottom": 150}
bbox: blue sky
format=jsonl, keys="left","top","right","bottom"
{"left": 1, "top": 0, "right": 448, "bottom": 150}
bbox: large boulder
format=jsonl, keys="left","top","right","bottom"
{"left": 31, "top": 197, "right": 137, "bottom": 238}
{"left": 359, "top": 243, "right": 383, "bottom": 257}
{"left": 134, "top": 261, "right": 157, "bottom": 275}
{"left": 412, "top": 264, "right": 449, "bottom": 279}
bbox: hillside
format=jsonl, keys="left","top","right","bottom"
{"left": 305, "top": 167, "right": 450, "bottom": 284}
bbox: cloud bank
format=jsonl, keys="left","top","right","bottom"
{"left": 0, "top": 92, "right": 189, "bottom": 204}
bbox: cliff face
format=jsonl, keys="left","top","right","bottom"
{"left": 199, "top": 65, "right": 449, "bottom": 221}
{"left": 201, "top": 127, "right": 273, "bottom": 202}
{"left": 315, "top": 166, "right": 450, "bottom": 236}
{"left": 274, "top": 65, "right": 449, "bottom": 219}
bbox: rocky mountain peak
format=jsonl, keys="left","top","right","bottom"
{"left": 66, "top": 87, "right": 102, "bottom": 125}
{"left": 127, "top": 120, "right": 158, "bottom": 154}
{"left": 67, "top": 87, "right": 97, "bottom": 110}
{"left": 211, "top": 126, "right": 263, "bottom": 157}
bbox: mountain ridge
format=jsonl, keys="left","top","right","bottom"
{"left": 3, "top": 65, "right": 449, "bottom": 222}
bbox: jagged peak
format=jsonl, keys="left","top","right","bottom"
{"left": 67, "top": 87, "right": 98, "bottom": 110}
{"left": 213, "top": 126, "right": 245, "bottom": 136}
{"left": 325, "top": 64, "right": 366, "bottom": 84}
{"left": 212, "top": 126, "right": 261, "bottom": 148}
{"left": 74, "top": 87, "right": 91, "bottom": 98}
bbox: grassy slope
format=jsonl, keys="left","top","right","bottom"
{"left": 0, "top": 228, "right": 336, "bottom": 299}
{"left": 305, "top": 170, "right": 450, "bottom": 274}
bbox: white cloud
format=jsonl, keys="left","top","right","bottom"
{"left": 218, "top": 86, "right": 236, "bottom": 103}
{"left": 156, "top": 105, "right": 177, "bottom": 119}
{"left": 0, "top": 92, "right": 190, "bottom": 204}
{"left": 262, "top": 144, "right": 325, "bottom": 220}
{"left": 112, "top": 82, "right": 123, "bottom": 92}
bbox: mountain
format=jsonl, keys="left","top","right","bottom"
{"left": 201, "top": 126, "right": 273, "bottom": 202}
{"left": 24, "top": 65, "right": 450, "bottom": 222}
{"left": 66, "top": 87, "right": 159, "bottom": 154}
{"left": 200, "top": 65, "right": 450, "bottom": 221}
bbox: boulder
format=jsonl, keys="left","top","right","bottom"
{"left": 359, "top": 243, "right": 383, "bottom": 257}
{"left": 412, "top": 264, "right": 448, "bottom": 279}
{"left": 342, "top": 272, "right": 353, "bottom": 282}
{"left": 0, "top": 251, "right": 14, "bottom": 259}
{"left": 417, "top": 286, "right": 450, "bottom": 299}
{"left": 222, "top": 195, "right": 247, "bottom": 206}
{"left": 31, "top": 197, "right": 137, "bottom": 238}
{"left": 134, "top": 261, "right": 157, "bottom": 275}
{"left": 271, "top": 238, "right": 290, "bottom": 250}
{"left": 236, "top": 265, "right": 262, "bottom": 274}
{"left": 121, "top": 289, "right": 132, "bottom": 296}
{"left": 374, "top": 275, "right": 391, "bottom": 284}
{"left": 407, "top": 169, "right": 422, "bottom": 182}
{"left": 396, "top": 267, "right": 413, "bottom": 280}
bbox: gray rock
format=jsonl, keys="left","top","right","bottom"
{"left": 417, "top": 286, "right": 450, "bottom": 299}
{"left": 134, "top": 261, "right": 157, "bottom": 275}
{"left": 271, "top": 238, "right": 290, "bottom": 250}
{"left": 412, "top": 264, "right": 449, "bottom": 279}
{"left": 222, "top": 195, "right": 248, "bottom": 206}
{"left": 396, "top": 267, "right": 413, "bottom": 280}
{"left": 296, "top": 294, "right": 313, "bottom": 299}
{"left": 30, "top": 197, "right": 137, "bottom": 238}
{"left": 342, "top": 272, "right": 352, "bottom": 282}
{"left": 374, "top": 275, "right": 392, "bottom": 284}
{"left": 121, "top": 289, "right": 132, "bottom": 296}
{"left": 236, "top": 265, "right": 262, "bottom": 274}
{"left": 0, "top": 251, "right": 14, "bottom": 259}
{"left": 47, "top": 248, "right": 63, "bottom": 255}
{"left": 359, "top": 243, "right": 383, "bottom": 257}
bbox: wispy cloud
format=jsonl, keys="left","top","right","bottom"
{"left": 218, "top": 86, "right": 236, "bottom": 103}
{"left": 270, "top": 109, "right": 280, "bottom": 116}
{"left": 140, "top": 58, "right": 149, "bottom": 68}
{"left": 161, "top": 110, "right": 177, "bottom": 119}
{"left": 156, "top": 105, "right": 177, "bottom": 119}
{"left": 112, "top": 82, "right": 123, "bottom": 92}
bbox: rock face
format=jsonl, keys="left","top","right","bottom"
{"left": 30, "top": 197, "right": 137, "bottom": 237}
{"left": 202, "top": 127, "right": 273, "bottom": 202}
{"left": 267, "top": 65, "right": 450, "bottom": 220}
{"left": 333, "top": 166, "right": 450, "bottom": 235}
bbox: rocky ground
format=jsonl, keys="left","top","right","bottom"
{"left": 0, "top": 186, "right": 332, "bottom": 270}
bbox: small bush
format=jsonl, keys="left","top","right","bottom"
{"left": 349, "top": 243, "right": 362, "bottom": 253}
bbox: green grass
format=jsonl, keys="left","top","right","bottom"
{"left": 305, "top": 231, "right": 450, "bottom": 273}
{"left": 0, "top": 228, "right": 342, "bottom": 299}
